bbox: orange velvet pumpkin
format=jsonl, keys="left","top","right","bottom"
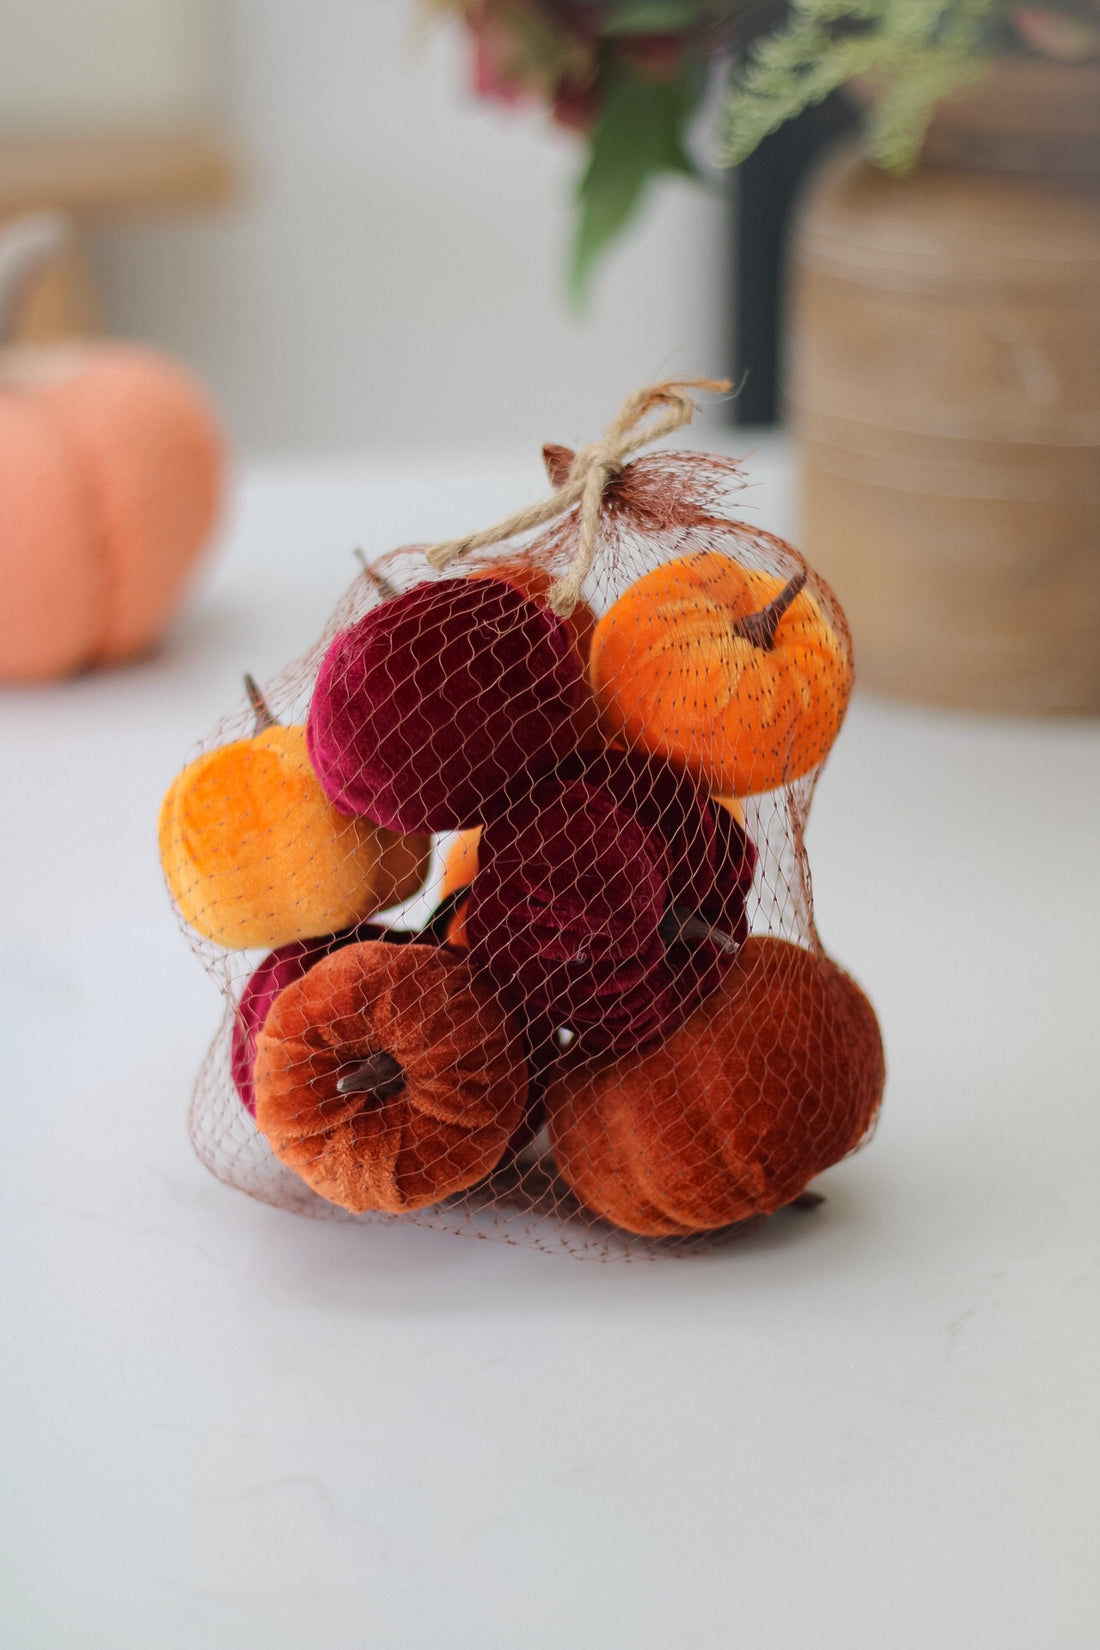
{"left": 716, "top": 795, "right": 745, "bottom": 826}
{"left": 254, "top": 941, "right": 528, "bottom": 1213}
{"left": 0, "top": 341, "right": 223, "bottom": 682}
{"left": 443, "top": 894, "right": 470, "bottom": 951}
{"left": 545, "top": 936, "right": 884, "bottom": 1237}
{"left": 440, "top": 828, "right": 481, "bottom": 903}
{"left": 589, "top": 549, "right": 852, "bottom": 796}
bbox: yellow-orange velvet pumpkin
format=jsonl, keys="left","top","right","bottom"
{"left": 159, "top": 722, "right": 430, "bottom": 950}
{"left": 589, "top": 549, "right": 852, "bottom": 796}
{"left": 0, "top": 341, "right": 223, "bottom": 682}
{"left": 545, "top": 936, "right": 884, "bottom": 1237}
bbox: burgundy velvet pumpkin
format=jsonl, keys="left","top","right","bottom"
{"left": 465, "top": 749, "right": 756, "bottom": 1054}
{"left": 306, "top": 576, "right": 583, "bottom": 835}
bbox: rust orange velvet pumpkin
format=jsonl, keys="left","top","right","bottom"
{"left": 253, "top": 941, "right": 528, "bottom": 1213}
{"left": 0, "top": 341, "right": 223, "bottom": 682}
{"left": 545, "top": 936, "right": 884, "bottom": 1237}
{"left": 589, "top": 549, "right": 853, "bottom": 796}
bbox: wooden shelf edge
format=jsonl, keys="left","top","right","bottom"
{"left": 0, "top": 129, "right": 241, "bottom": 215}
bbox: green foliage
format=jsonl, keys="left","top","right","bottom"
{"left": 721, "top": 0, "right": 997, "bottom": 170}
{"left": 431, "top": 0, "right": 1050, "bottom": 293}
{"left": 598, "top": 1, "right": 739, "bottom": 33}
{"left": 570, "top": 59, "right": 708, "bottom": 304}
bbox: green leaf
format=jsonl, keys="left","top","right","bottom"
{"left": 719, "top": 0, "right": 998, "bottom": 168}
{"left": 600, "top": 2, "right": 719, "bottom": 36}
{"left": 570, "top": 61, "right": 706, "bottom": 305}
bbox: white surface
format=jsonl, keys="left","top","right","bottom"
{"left": 89, "top": 0, "right": 725, "bottom": 455}
{"left": 2, "top": 437, "right": 1099, "bottom": 1649}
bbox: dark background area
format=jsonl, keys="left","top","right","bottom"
{"left": 726, "top": 91, "right": 857, "bottom": 425}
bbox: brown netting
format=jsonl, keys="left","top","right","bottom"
{"left": 163, "top": 380, "right": 884, "bottom": 1260}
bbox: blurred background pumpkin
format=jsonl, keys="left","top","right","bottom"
{"left": 0, "top": 214, "right": 225, "bottom": 681}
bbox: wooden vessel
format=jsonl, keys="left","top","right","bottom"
{"left": 785, "top": 63, "right": 1100, "bottom": 712}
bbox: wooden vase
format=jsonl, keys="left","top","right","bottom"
{"left": 784, "top": 62, "right": 1100, "bottom": 713}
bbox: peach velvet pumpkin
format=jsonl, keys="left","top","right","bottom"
{"left": 545, "top": 936, "right": 885, "bottom": 1237}
{"left": 590, "top": 549, "right": 853, "bottom": 797}
{"left": 0, "top": 341, "right": 223, "bottom": 682}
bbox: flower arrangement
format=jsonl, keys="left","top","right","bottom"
{"left": 426, "top": 0, "right": 1100, "bottom": 290}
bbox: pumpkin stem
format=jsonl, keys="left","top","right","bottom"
{"left": 353, "top": 549, "right": 399, "bottom": 602}
{"left": 659, "top": 905, "right": 741, "bottom": 958}
{"left": 731, "top": 570, "right": 807, "bottom": 651}
{"left": 0, "top": 211, "right": 70, "bottom": 344}
{"left": 243, "top": 673, "right": 277, "bottom": 733}
{"left": 336, "top": 1050, "right": 406, "bottom": 1102}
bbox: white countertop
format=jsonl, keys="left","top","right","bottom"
{"left": 3, "top": 438, "right": 1098, "bottom": 1649}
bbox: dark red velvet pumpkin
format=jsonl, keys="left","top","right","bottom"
{"left": 545, "top": 936, "right": 885, "bottom": 1237}
{"left": 465, "top": 748, "right": 756, "bottom": 1054}
{"left": 306, "top": 576, "right": 583, "bottom": 835}
{"left": 253, "top": 941, "right": 528, "bottom": 1212}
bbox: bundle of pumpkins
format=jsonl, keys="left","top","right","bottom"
{"left": 160, "top": 532, "right": 885, "bottom": 1241}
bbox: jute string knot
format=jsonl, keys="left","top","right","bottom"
{"left": 425, "top": 377, "right": 731, "bottom": 617}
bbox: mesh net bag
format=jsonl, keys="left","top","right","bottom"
{"left": 161, "top": 380, "right": 885, "bottom": 1259}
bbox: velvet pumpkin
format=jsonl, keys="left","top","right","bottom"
{"left": 589, "top": 549, "right": 853, "bottom": 796}
{"left": 159, "top": 722, "right": 430, "bottom": 950}
{"left": 439, "top": 827, "right": 481, "bottom": 903}
{"left": 420, "top": 887, "right": 471, "bottom": 951}
{"left": 231, "top": 920, "right": 424, "bottom": 1114}
{"left": 440, "top": 894, "right": 471, "bottom": 952}
{"left": 306, "top": 575, "right": 583, "bottom": 835}
{"left": 546, "top": 936, "right": 885, "bottom": 1237}
{"left": 423, "top": 891, "right": 549, "bottom": 1156}
{"left": 465, "top": 748, "right": 756, "bottom": 1054}
{"left": 0, "top": 341, "right": 223, "bottom": 682}
{"left": 253, "top": 941, "right": 528, "bottom": 1213}
{"left": 470, "top": 559, "right": 602, "bottom": 749}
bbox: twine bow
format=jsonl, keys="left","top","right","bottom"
{"left": 425, "top": 377, "right": 731, "bottom": 616}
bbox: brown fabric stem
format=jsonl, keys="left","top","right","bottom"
{"left": 425, "top": 378, "right": 732, "bottom": 616}
{"left": 335, "top": 1050, "right": 406, "bottom": 1100}
{"left": 0, "top": 212, "right": 69, "bottom": 344}
{"left": 731, "top": 570, "right": 807, "bottom": 651}
{"left": 243, "top": 673, "right": 277, "bottom": 733}
{"left": 353, "top": 550, "right": 400, "bottom": 602}
{"left": 659, "top": 905, "right": 741, "bottom": 958}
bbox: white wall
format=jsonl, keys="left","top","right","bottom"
{"left": 88, "top": 0, "right": 727, "bottom": 456}
{"left": 0, "top": 0, "right": 223, "bottom": 135}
